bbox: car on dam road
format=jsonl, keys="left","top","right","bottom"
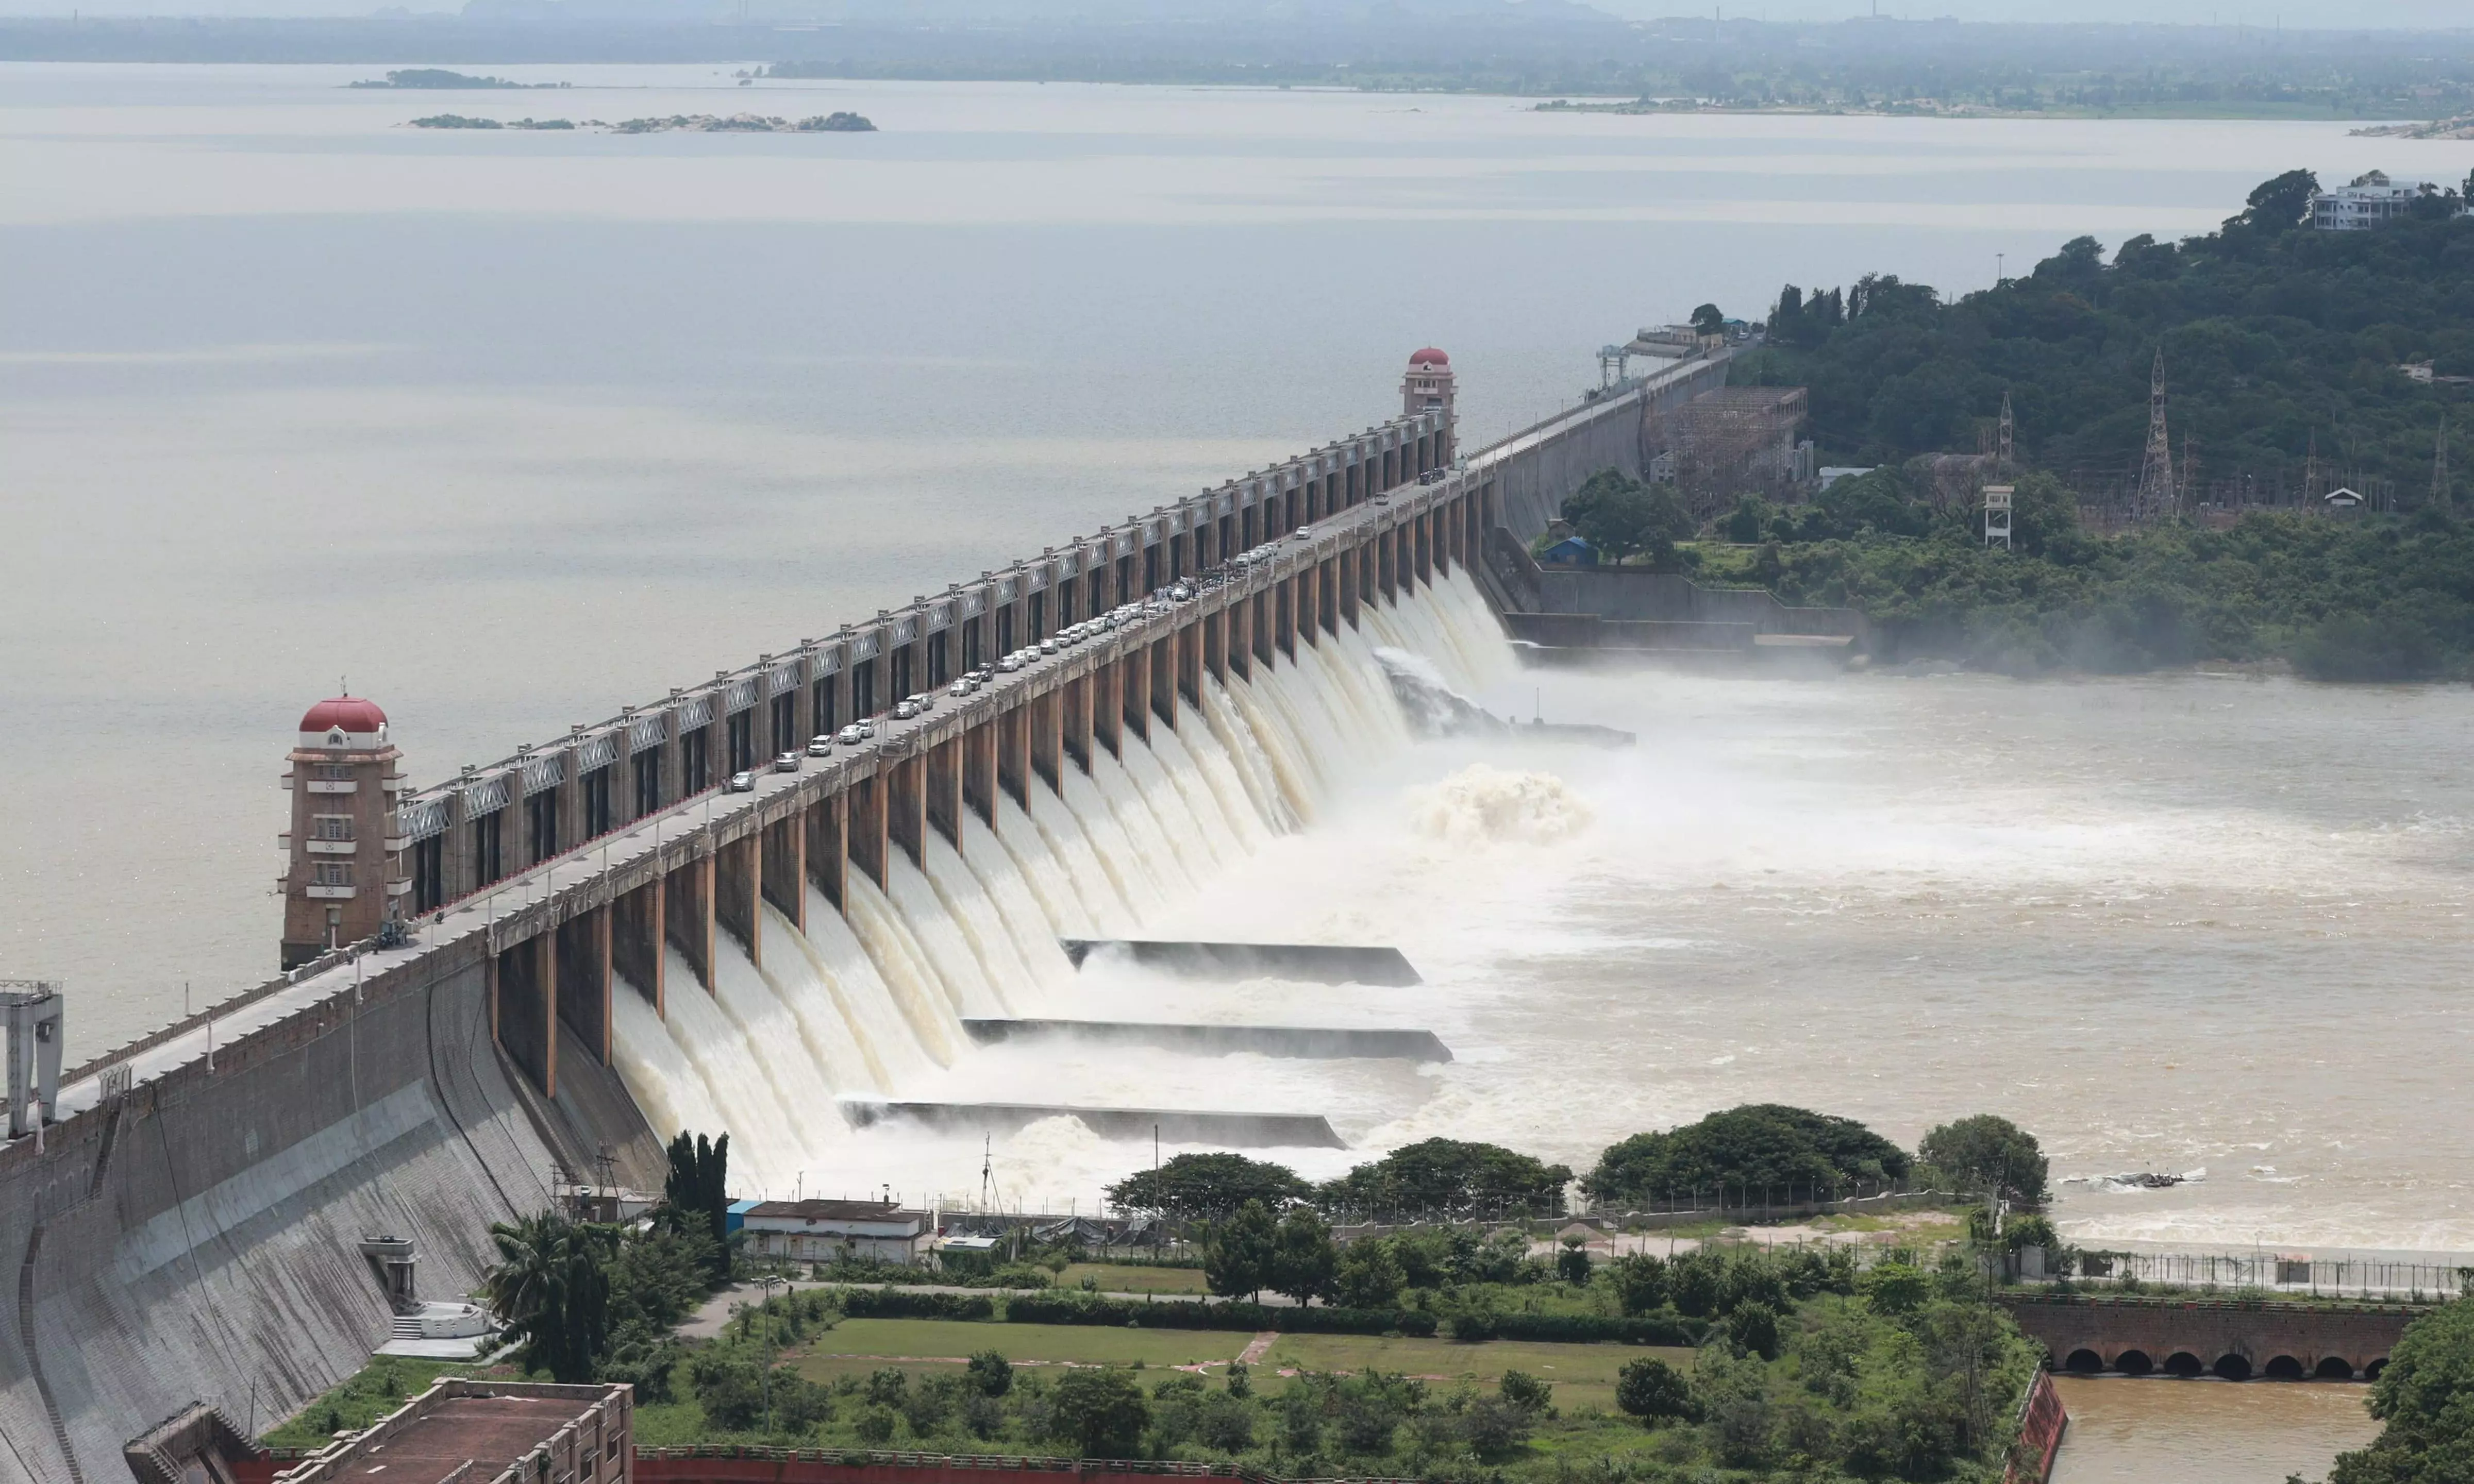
{"left": 837, "top": 722, "right": 865, "bottom": 745}
{"left": 892, "top": 698, "right": 920, "bottom": 720}
{"left": 773, "top": 751, "right": 800, "bottom": 773}
{"left": 728, "top": 770, "right": 755, "bottom": 792}
{"left": 807, "top": 734, "right": 834, "bottom": 757}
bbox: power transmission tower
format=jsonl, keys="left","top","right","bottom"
{"left": 2135, "top": 348, "right": 2176, "bottom": 521}
{"left": 2435, "top": 410, "right": 2453, "bottom": 513}
{"left": 1998, "top": 390, "right": 2015, "bottom": 466}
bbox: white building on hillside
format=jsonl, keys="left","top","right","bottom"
{"left": 2311, "top": 171, "right": 2453, "bottom": 230}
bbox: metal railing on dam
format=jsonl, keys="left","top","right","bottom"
{"left": 0, "top": 368, "right": 1654, "bottom": 1484}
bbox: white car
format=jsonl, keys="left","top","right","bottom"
{"left": 1037, "top": 638, "right": 1058, "bottom": 655}
{"left": 806, "top": 734, "right": 834, "bottom": 757}
{"left": 857, "top": 718, "right": 877, "bottom": 739}
{"left": 909, "top": 691, "right": 935, "bottom": 713}
{"left": 998, "top": 652, "right": 1025, "bottom": 672}
{"left": 1295, "top": 525, "right": 1313, "bottom": 539}
{"left": 1171, "top": 583, "right": 1191, "bottom": 602}
{"left": 837, "top": 723, "right": 865, "bottom": 746}
{"left": 949, "top": 679, "right": 974, "bottom": 698}
{"left": 727, "top": 770, "right": 755, "bottom": 792}
{"left": 892, "top": 699, "right": 921, "bottom": 720}
{"left": 773, "top": 751, "right": 800, "bottom": 773}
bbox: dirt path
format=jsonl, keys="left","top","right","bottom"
{"left": 1237, "top": 1332, "right": 1278, "bottom": 1365}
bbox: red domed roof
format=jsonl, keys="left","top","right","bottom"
{"left": 1409, "top": 347, "right": 1449, "bottom": 366}
{"left": 299, "top": 695, "right": 388, "bottom": 734}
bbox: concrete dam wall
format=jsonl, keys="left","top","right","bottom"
{"left": 0, "top": 377, "right": 1639, "bottom": 1484}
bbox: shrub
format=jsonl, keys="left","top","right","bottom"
{"left": 1498, "top": 1370, "right": 1553, "bottom": 1415}
{"left": 965, "top": 1350, "right": 1014, "bottom": 1397}
{"left": 1461, "top": 1395, "right": 1533, "bottom": 1457}
{"left": 1615, "top": 1357, "right": 1693, "bottom": 1426}
{"left": 1863, "top": 1262, "right": 1931, "bottom": 1316}
{"left": 853, "top": 1404, "right": 897, "bottom": 1444}
{"left": 1047, "top": 1368, "right": 1150, "bottom": 1458}
{"left": 1728, "top": 1301, "right": 1782, "bottom": 1361}
{"left": 1609, "top": 1253, "right": 1668, "bottom": 1315}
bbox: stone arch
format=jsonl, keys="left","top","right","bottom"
{"left": 2314, "top": 1357, "right": 2357, "bottom": 1380}
{"left": 2366, "top": 1359, "right": 2388, "bottom": 1381}
{"left": 2264, "top": 1356, "right": 2306, "bottom": 1380}
{"left": 2163, "top": 1352, "right": 2205, "bottom": 1378}
{"left": 2113, "top": 1349, "right": 2154, "bottom": 1376}
{"left": 2215, "top": 1354, "right": 2255, "bottom": 1381}
{"left": 2065, "top": 1348, "right": 2105, "bottom": 1375}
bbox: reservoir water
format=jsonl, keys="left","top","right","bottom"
{"left": 6, "top": 65, "right": 2470, "bottom": 1479}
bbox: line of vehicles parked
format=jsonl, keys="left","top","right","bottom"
{"left": 723, "top": 543, "right": 1295, "bottom": 791}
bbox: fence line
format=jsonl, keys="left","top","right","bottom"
{"left": 2022, "top": 1248, "right": 2471, "bottom": 1302}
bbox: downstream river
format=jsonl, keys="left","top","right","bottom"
{"left": 5, "top": 65, "right": 2468, "bottom": 1480}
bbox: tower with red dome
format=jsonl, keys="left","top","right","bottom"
{"left": 1402, "top": 347, "right": 1456, "bottom": 460}
{"left": 280, "top": 694, "right": 409, "bottom": 968}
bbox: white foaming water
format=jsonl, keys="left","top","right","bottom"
{"left": 613, "top": 569, "right": 2474, "bottom": 1262}
{"left": 608, "top": 571, "right": 1507, "bottom": 1200}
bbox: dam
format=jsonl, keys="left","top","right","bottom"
{"left": 0, "top": 346, "right": 1725, "bottom": 1484}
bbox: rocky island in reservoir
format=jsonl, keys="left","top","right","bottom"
{"left": 406, "top": 111, "right": 876, "bottom": 133}
{"left": 352, "top": 68, "right": 566, "bottom": 89}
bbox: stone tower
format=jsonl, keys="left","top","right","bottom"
{"left": 280, "top": 695, "right": 409, "bottom": 968}
{"left": 1402, "top": 347, "right": 1456, "bottom": 459}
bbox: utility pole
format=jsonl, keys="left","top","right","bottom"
{"left": 1998, "top": 390, "right": 2014, "bottom": 467}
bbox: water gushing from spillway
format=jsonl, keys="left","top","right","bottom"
{"left": 608, "top": 572, "right": 1513, "bottom": 1200}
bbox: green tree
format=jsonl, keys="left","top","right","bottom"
{"left": 1559, "top": 470, "right": 1695, "bottom": 568}
{"left": 1269, "top": 1205, "right": 1339, "bottom": 1305}
{"left": 2330, "top": 1295, "right": 2474, "bottom": 1484}
{"left": 1315, "top": 1137, "right": 1573, "bottom": 1219}
{"left": 1106, "top": 1152, "right": 1309, "bottom": 1222}
{"left": 483, "top": 1210, "right": 616, "bottom": 1383}
{"left": 1614, "top": 1357, "right": 1693, "bottom": 1426}
{"left": 1047, "top": 1368, "right": 1150, "bottom": 1458}
{"left": 1555, "top": 1237, "right": 1592, "bottom": 1285}
{"left": 1333, "top": 1238, "right": 1405, "bottom": 1309}
{"left": 1583, "top": 1104, "right": 1911, "bottom": 1205}
{"left": 663, "top": 1130, "right": 733, "bottom": 1281}
{"left": 1691, "top": 302, "right": 1727, "bottom": 337}
{"left": 1201, "top": 1199, "right": 1280, "bottom": 1300}
{"left": 2242, "top": 167, "right": 2318, "bottom": 230}
{"left": 1918, "top": 1114, "right": 2051, "bottom": 1205}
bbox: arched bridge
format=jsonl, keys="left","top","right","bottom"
{"left": 1997, "top": 1293, "right": 2420, "bottom": 1381}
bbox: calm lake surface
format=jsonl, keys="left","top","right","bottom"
{"left": 4, "top": 67, "right": 2467, "bottom": 1477}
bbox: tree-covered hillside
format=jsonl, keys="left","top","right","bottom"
{"left": 1733, "top": 170, "right": 2474, "bottom": 509}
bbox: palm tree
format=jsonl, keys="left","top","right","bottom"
{"left": 485, "top": 1210, "right": 614, "bottom": 1382}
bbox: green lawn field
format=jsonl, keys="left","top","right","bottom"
{"left": 785, "top": 1318, "right": 1252, "bottom": 1382}
{"left": 1058, "top": 1262, "right": 1211, "bottom": 1295}
{"left": 1260, "top": 1333, "right": 1695, "bottom": 1411}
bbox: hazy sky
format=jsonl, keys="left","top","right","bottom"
{"left": 7, "top": 0, "right": 2474, "bottom": 28}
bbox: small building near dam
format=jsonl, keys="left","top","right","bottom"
{"left": 739, "top": 1198, "right": 935, "bottom": 1266}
